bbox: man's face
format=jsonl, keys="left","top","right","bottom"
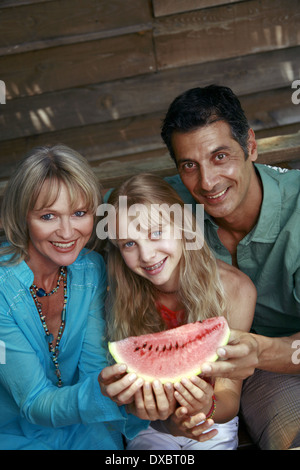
{"left": 172, "top": 121, "right": 258, "bottom": 221}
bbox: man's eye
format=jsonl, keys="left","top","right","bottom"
{"left": 215, "top": 153, "right": 227, "bottom": 161}
{"left": 183, "top": 162, "right": 195, "bottom": 169}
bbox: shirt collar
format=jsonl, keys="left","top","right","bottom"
{"left": 13, "top": 259, "right": 34, "bottom": 287}
{"left": 204, "top": 164, "right": 281, "bottom": 244}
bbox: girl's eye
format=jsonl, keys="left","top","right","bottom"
{"left": 151, "top": 230, "right": 162, "bottom": 239}
{"left": 124, "top": 241, "right": 135, "bottom": 248}
{"left": 41, "top": 213, "right": 54, "bottom": 221}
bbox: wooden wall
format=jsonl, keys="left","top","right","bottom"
{"left": 0, "top": 0, "right": 300, "bottom": 190}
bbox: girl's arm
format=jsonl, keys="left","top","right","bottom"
{"left": 174, "top": 261, "right": 257, "bottom": 423}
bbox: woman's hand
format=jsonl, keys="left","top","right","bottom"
{"left": 174, "top": 376, "right": 213, "bottom": 416}
{"left": 99, "top": 366, "right": 176, "bottom": 421}
{"left": 127, "top": 381, "right": 176, "bottom": 421}
{"left": 98, "top": 364, "right": 144, "bottom": 405}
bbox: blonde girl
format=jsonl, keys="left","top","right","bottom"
{"left": 102, "top": 173, "right": 256, "bottom": 450}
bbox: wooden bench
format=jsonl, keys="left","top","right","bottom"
{"left": 93, "top": 130, "right": 300, "bottom": 191}
{"left": 0, "top": 131, "right": 299, "bottom": 200}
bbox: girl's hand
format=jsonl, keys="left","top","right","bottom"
{"left": 166, "top": 407, "right": 218, "bottom": 442}
{"left": 127, "top": 381, "right": 176, "bottom": 421}
{"left": 174, "top": 376, "right": 213, "bottom": 415}
{"left": 98, "top": 364, "right": 144, "bottom": 405}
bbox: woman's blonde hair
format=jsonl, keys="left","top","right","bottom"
{"left": 1, "top": 144, "right": 102, "bottom": 265}
{"left": 106, "top": 173, "right": 227, "bottom": 341}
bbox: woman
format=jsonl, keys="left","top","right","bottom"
{"left": 103, "top": 173, "right": 257, "bottom": 450}
{"left": 0, "top": 144, "right": 152, "bottom": 450}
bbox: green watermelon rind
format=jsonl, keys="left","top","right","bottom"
{"left": 108, "top": 317, "right": 230, "bottom": 384}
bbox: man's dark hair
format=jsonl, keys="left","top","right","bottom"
{"left": 161, "top": 85, "right": 250, "bottom": 162}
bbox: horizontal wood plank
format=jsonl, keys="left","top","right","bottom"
{"left": 0, "top": 0, "right": 152, "bottom": 52}
{"left": 0, "top": 86, "right": 298, "bottom": 180}
{"left": 2, "top": 31, "right": 156, "bottom": 99}
{"left": 152, "top": 0, "right": 244, "bottom": 17}
{"left": 1, "top": 132, "right": 299, "bottom": 195}
{"left": 91, "top": 131, "right": 300, "bottom": 188}
{"left": 154, "top": 0, "right": 300, "bottom": 69}
{"left": 0, "top": 0, "right": 53, "bottom": 7}
{"left": 1, "top": 46, "right": 299, "bottom": 141}
{"left": 256, "top": 132, "right": 300, "bottom": 164}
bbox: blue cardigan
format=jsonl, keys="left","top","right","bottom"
{"left": 0, "top": 248, "right": 147, "bottom": 449}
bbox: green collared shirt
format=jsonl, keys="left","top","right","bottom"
{"left": 166, "top": 164, "right": 300, "bottom": 337}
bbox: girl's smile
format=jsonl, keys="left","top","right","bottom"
{"left": 142, "top": 256, "right": 167, "bottom": 274}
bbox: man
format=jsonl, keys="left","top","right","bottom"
{"left": 161, "top": 85, "right": 300, "bottom": 450}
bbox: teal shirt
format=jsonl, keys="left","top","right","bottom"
{"left": 166, "top": 164, "right": 300, "bottom": 338}
{"left": 0, "top": 249, "right": 147, "bottom": 450}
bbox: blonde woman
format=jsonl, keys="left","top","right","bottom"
{"left": 0, "top": 145, "right": 151, "bottom": 450}
{"left": 104, "top": 173, "right": 256, "bottom": 450}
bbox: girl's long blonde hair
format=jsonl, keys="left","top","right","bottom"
{"left": 106, "top": 173, "right": 227, "bottom": 341}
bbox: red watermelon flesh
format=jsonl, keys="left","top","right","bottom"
{"left": 108, "top": 316, "right": 230, "bottom": 383}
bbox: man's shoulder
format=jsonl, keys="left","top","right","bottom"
{"left": 256, "top": 164, "right": 300, "bottom": 206}
{"left": 257, "top": 163, "right": 300, "bottom": 183}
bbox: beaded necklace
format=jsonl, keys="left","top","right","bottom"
{"left": 30, "top": 266, "right": 67, "bottom": 387}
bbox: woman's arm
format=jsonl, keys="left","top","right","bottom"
{"left": 0, "top": 256, "right": 130, "bottom": 429}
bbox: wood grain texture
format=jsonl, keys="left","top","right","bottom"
{"left": 154, "top": 0, "right": 300, "bottom": 69}
{"left": 152, "top": 0, "right": 243, "bottom": 17}
{"left": 1, "top": 46, "right": 299, "bottom": 141}
{"left": 0, "top": 0, "right": 299, "bottom": 191}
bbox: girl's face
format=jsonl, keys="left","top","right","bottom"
{"left": 117, "top": 208, "right": 183, "bottom": 292}
{"left": 27, "top": 182, "right": 94, "bottom": 271}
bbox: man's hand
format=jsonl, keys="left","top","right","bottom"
{"left": 200, "top": 329, "right": 259, "bottom": 380}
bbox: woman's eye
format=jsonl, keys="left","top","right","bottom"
{"left": 41, "top": 213, "right": 54, "bottom": 221}
{"left": 74, "top": 210, "right": 86, "bottom": 217}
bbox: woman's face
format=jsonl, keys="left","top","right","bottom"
{"left": 117, "top": 208, "right": 183, "bottom": 292}
{"left": 27, "top": 182, "right": 94, "bottom": 271}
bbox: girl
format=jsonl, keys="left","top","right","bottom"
{"left": 104, "top": 173, "right": 256, "bottom": 450}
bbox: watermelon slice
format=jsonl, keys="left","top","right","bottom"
{"left": 108, "top": 316, "right": 230, "bottom": 383}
